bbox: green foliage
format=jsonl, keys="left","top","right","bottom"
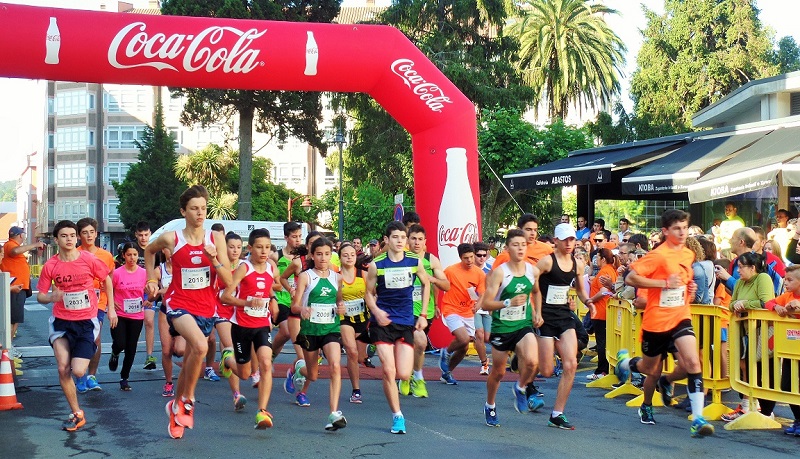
{"left": 773, "top": 36, "right": 800, "bottom": 74}
{"left": 114, "top": 102, "right": 186, "bottom": 230}
{"left": 584, "top": 103, "right": 681, "bottom": 146}
{"left": 631, "top": 0, "right": 778, "bottom": 132}
{"left": 320, "top": 182, "right": 401, "bottom": 241}
{"left": 0, "top": 181, "right": 16, "bottom": 202}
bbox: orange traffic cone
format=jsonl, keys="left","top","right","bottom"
{"left": 0, "top": 350, "right": 23, "bottom": 410}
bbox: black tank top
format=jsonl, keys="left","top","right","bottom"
{"left": 540, "top": 252, "right": 577, "bottom": 321}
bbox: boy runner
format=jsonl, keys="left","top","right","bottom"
{"left": 134, "top": 221, "right": 159, "bottom": 371}
{"left": 37, "top": 220, "right": 117, "bottom": 431}
{"left": 493, "top": 214, "right": 553, "bottom": 268}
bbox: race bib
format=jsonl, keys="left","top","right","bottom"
{"left": 384, "top": 267, "right": 413, "bottom": 289}
{"left": 64, "top": 290, "right": 90, "bottom": 310}
{"left": 123, "top": 297, "right": 143, "bottom": 314}
{"left": 344, "top": 299, "right": 366, "bottom": 317}
{"left": 659, "top": 286, "right": 686, "bottom": 308}
{"left": 412, "top": 285, "right": 422, "bottom": 302}
{"left": 288, "top": 277, "right": 296, "bottom": 289}
{"left": 310, "top": 303, "right": 336, "bottom": 324}
{"left": 181, "top": 267, "right": 211, "bottom": 290}
{"left": 499, "top": 303, "right": 526, "bottom": 321}
{"left": 545, "top": 285, "right": 569, "bottom": 305}
{"left": 244, "top": 296, "right": 269, "bottom": 317}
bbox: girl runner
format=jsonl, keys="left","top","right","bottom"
{"left": 109, "top": 242, "right": 148, "bottom": 391}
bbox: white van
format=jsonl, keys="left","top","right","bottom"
{"left": 150, "top": 219, "right": 307, "bottom": 251}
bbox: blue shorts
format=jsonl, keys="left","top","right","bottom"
{"left": 48, "top": 316, "right": 100, "bottom": 360}
{"left": 96, "top": 310, "right": 106, "bottom": 324}
{"left": 214, "top": 316, "right": 230, "bottom": 326}
{"left": 166, "top": 309, "right": 215, "bottom": 338}
{"left": 720, "top": 327, "right": 728, "bottom": 343}
{"left": 474, "top": 313, "right": 492, "bottom": 333}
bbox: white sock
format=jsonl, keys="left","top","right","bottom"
{"left": 516, "top": 384, "right": 526, "bottom": 393}
{"left": 689, "top": 391, "right": 705, "bottom": 418}
{"left": 485, "top": 402, "right": 495, "bottom": 409}
{"left": 551, "top": 410, "right": 562, "bottom": 417}
{"left": 393, "top": 410, "right": 403, "bottom": 418}
{"left": 413, "top": 370, "right": 424, "bottom": 380}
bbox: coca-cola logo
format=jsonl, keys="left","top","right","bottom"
{"left": 438, "top": 223, "right": 478, "bottom": 248}
{"left": 390, "top": 59, "right": 453, "bottom": 113}
{"left": 108, "top": 22, "right": 266, "bottom": 73}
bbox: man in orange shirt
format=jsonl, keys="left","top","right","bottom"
{"left": 492, "top": 214, "right": 553, "bottom": 269}
{"left": 2, "top": 226, "right": 44, "bottom": 357}
{"left": 439, "top": 243, "right": 485, "bottom": 385}
{"left": 76, "top": 218, "right": 116, "bottom": 392}
{"left": 620, "top": 209, "right": 714, "bottom": 438}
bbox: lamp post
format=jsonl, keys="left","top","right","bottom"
{"left": 334, "top": 127, "right": 346, "bottom": 240}
{"left": 287, "top": 195, "right": 312, "bottom": 222}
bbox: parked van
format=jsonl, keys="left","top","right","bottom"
{"left": 150, "top": 219, "right": 307, "bottom": 251}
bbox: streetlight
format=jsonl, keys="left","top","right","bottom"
{"left": 334, "top": 127, "right": 346, "bottom": 240}
{"left": 287, "top": 195, "right": 312, "bottom": 222}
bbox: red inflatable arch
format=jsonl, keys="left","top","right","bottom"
{"left": 0, "top": 3, "right": 481, "bottom": 271}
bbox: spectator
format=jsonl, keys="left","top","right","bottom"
{"left": 696, "top": 237, "right": 718, "bottom": 302}
{"left": 1, "top": 226, "right": 44, "bottom": 358}
{"left": 617, "top": 218, "right": 631, "bottom": 242}
{"left": 402, "top": 211, "right": 421, "bottom": 228}
{"left": 592, "top": 218, "right": 611, "bottom": 240}
{"left": 688, "top": 225, "right": 704, "bottom": 237}
{"left": 352, "top": 237, "right": 364, "bottom": 256}
{"left": 586, "top": 248, "right": 616, "bottom": 380}
{"left": 575, "top": 216, "right": 590, "bottom": 240}
{"left": 628, "top": 233, "right": 648, "bottom": 252}
{"left": 368, "top": 239, "right": 379, "bottom": 256}
{"left": 685, "top": 237, "right": 711, "bottom": 304}
{"left": 767, "top": 208, "right": 792, "bottom": 262}
{"left": 560, "top": 214, "right": 570, "bottom": 224}
{"left": 610, "top": 242, "right": 637, "bottom": 300}
{"left": 473, "top": 242, "right": 491, "bottom": 274}
{"left": 719, "top": 201, "right": 746, "bottom": 255}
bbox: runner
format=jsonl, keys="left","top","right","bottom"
{"left": 535, "top": 223, "right": 592, "bottom": 430}
{"left": 290, "top": 237, "right": 348, "bottom": 430}
{"left": 473, "top": 242, "right": 493, "bottom": 375}
{"left": 37, "top": 220, "right": 116, "bottom": 431}
{"left": 492, "top": 214, "right": 553, "bottom": 269}
{"left": 76, "top": 217, "right": 116, "bottom": 393}
{"left": 438, "top": 243, "right": 485, "bottom": 385}
{"left": 399, "top": 224, "right": 449, "bottom": 398}
{"left": 220, "top": 228, "right": 279, "bottom": 429}
{"left": 618, "top": 209, "right": 714, "bottom": 437}
{"left": 364, "top": 221, "right": 430, "bottom": 434}
{"left": 338, "top": 242, "right": 371, "bottom": 404}
{"left": 271, "top": 222, "right": 305, "bottom": 391}
{"left": 144, "top": 185, "right": 232, "bottom": 439}
{"left": 108, "top": 242, "right": 149, "bottom": 391}
{"left": 478, "top": 229, "right": 544, "bottom": 426}
{"left": 214, "top": 232, "right": 246, "bottom": 410}
{"left": 154, "top": 247, "right": 183, "bottom": 397}
{"left": 134, "top": 221, "right": 159, "bottom": 371}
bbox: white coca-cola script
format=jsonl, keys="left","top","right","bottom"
{"left": 108, "top": 22, "right": 266, "bottom": 73}
{"left": 390, "top": 59, "right": 453, "bottom": 113}
{"left": 438, "top": 223, "right": 478, "bottom": 248}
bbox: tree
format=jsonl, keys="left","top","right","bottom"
{"left": 161, "top": 0, "right": 341, "bottom": 219}
{"left": 584, "top": 102, "right": 681, "bottom": 146}
{"left": 320, "top": 182, "right": 400, "bottom": 242}
{"left": 508, "top": 0, "right": 626, "bottom": 120}
{"left": 773, "top": 36, "right": 800, "bottom": 74}
{"left": 631, "top": 0, "right": 778, "bottom": 132}
{"left": 175, "top": 144, "right": 239, "bottom": 219}
{"left": 114, "top": 101, "right": 186, "bottom": 230}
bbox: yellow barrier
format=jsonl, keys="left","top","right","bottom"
{"left": 597, "top": 299, "right": 641, "bottom": 396}
{"left": 726, "top": 309, "right": 800, "bottom": 430}
{"left": 689, "top": 304, "right": 731, "bottom": 420}
{"left": 30, "top": 264, "right": 42, "bottom": 277}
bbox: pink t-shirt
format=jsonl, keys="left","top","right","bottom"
{"left": 39, "top": 250, "right": 111, "bottom": 321}
{"left": 113, "top": 265, "right": 147, "bottom": 320}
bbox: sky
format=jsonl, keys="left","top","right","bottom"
{"left": 1, "top": 0, "right": 799, "bottom": 182}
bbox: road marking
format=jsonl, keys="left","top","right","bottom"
{"left": 25, "top": 304, "right": 47, "bottom": 311}
{"left": 407, "top": 420, "right": 457, "bottom": 441}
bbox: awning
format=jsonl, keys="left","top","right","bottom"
{"left": 503, "top": 140, "right": 685, "bottom": 191}
{"left": 620, "top": 131, "right": 769, "bottom": 195}
{"left": 687, "top": 127, "right": 800, "bottom": 203}
{"left": 782, "top": 156, "right": 800, "bottom": 187}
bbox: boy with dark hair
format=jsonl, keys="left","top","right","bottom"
{"left": 492, "top": 214, "right": 553, "bottom": 268}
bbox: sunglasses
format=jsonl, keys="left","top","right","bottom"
{"left": 475, "top": 253, "right": 488, "bottom": 257}
{"left": 622, "top": 239, "right": 629, "bottom": 242}
{"left": 594, "top": 239, "right": 604, "bottom": 242}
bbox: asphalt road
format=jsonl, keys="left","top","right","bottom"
{"left": 2, "top": 297, "right": 800, "bottom": 459}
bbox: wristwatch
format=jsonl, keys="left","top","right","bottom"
{"left": 503, "top": 299, "right": 511, "bottom": 308}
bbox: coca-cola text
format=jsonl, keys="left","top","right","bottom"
{"left": 438, "top": 222, "right": 478, "bottom": 248}
{"left": 108, "top": 22, "right": 266, "bottom": 73}
{"left": 390, "top": 58, "right": 453, "bottom": 113}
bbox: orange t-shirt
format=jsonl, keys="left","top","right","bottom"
{"left": 441, "top": 264, "right": 486, "bottom": 317}
{"left": 630, "top": 243, "right": 694, "bottom": 332}
{"left": 767, "top": 291, "right": 800, "bottom": 319}
{"left": 492, "top": 240, "right": 554, "bottom": 269}
{"left": 714, "top": 282, "right": 732, "bottom": 327}
{"left": 78, "top": 245, "right": 115, "bottom": 311}
{"left": 590, "top": 264, "right": 617, "bottom": 321}
{"left": 1, "top": 239, "right": 30, "bottom": 289}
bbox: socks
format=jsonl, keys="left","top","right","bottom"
{"left": 393, "top": 410, "right": 403, "bottom": 418}
{"left": 551, "top": 410, "right": 563, "bottom": 417}
{"left": 413, "top": 369, "right": 424, "bottom": 380}
{"left": 485, "top": 402, "right": 495, "bottom": 409}
{"left": 686, "top": 372, "right": 705, "bottom": 418}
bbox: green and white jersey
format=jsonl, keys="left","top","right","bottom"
{"left": 300, "top": 269, "right": 340, "bottom": 336}
{"left": 491, "top": 263, "right": 534, "bottom": 334}
{"left": 275, "top": 254, "right": 294, "bottom": 306}
{"left": 413, "top": 253, "right": 435, "bottom": 318}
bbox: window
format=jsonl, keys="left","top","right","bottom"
{"left": 48, "top": 134, "right": 54, "bottom": 149}
{"left": 168, "top": 90, "right": 184, "bottom": 112}
{"left": 47, "top": 97, "right": 55, "bottom": 114}
{"left": 87, "top": 130, "right": 95, "bottom": 147}
{"left": 324, "top": 166, "right": 336, "bottom": 187}
{"left": 105, "top": 162, "right": 133, "bottom": 185}
{"left": 87, "top": 93, "right": 95, "bottom": 110}
{"left": 55, "top": 126, "right": 88, "bottom": 151}
{"left": 106, "top": 125, "right": 146, "bottom": 149}
{"left": 55, "top": 200, "right": 91, "bottom": 221}
{"left": 47, "top": 167, "right": 55, "bottom": 186}
{"left": 275, "top": 162, "right": 306, "bottom": 185}
{"left": 196, "top": 125, "right": 224, "bottom": 148}
{"left": 55, "top": 163, "right": 89, "bottom": 187}
{"left": 47, "top": 203, "right": 54, "bottom": 221}
{"left": 105, "top": 199, "right": 120, "bottom": 223}
{"left": 55, "top": 90, "right": 88, "bottom": 115}
{"left": 104, "top": 86, "right": 150, "bottom": 113}
{"left": 168, "top": 127, "right": 182, "bottom": 149}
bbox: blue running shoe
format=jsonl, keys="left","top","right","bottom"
{"left": 204, "top": 367, "right": 220, "bottom": 382}
{"left": 233, "top": 393, "right": 247, "bottom": 411}
{"left": 86, "top": 375, "right": 102, "bottom": 391}
{"left": 657, "top": 375, "right": 674, "bottom": 406}
{"left": 296, "top": 392, "right": 310, "bottom": 407}
{"left": 784, "top": 420, "right": 800, "bottom": 436}
{"left": 391, "top": 414, "right": 406, "bottom": 434}
{"left": 439, "top": 348, "right": 450, "bottom": 373}
{"left": 76, "top": 376, "right": 88, "bottom": 394}
{"left": 485, "top": 405, "right": 500, "bottom": 427}
{"left": 614, "top": 349, "right": 630, "bottom": 383}
{"left": 690, "top": 416, "right": 714, "bottom": 437}
{"left": 440, "top": 371, "right": 458, "bottom": 385}
{"left": 512, "top": 385, "right": 527, "bottom": 413}
{"left": 284, "top": 367, "right": 296, "bottom": 394}
{"left": 527, "top": 394, "right": 544, "bottom": 412}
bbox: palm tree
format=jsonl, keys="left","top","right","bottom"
{"left": 174, "top": 144, "right": 235, "bottom": 195}
{"left": 508, "top": 0, "right": 626, "bottom": 120}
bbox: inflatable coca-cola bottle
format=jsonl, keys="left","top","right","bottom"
{"left": 437, "top": 147, "right": 478, "bottom": 268}
{"left": 45, "top": 17, "right": 60, "bottom": 65}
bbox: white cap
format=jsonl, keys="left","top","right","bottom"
{"left": 553, "top": 223, "right": 577, "bottom": 240}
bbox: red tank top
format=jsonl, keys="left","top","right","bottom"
{"left": 231, "top": 260, "right": 275, "bottom": 328}
{"left": 164, "top": 229, "right": 217, "bottom": 318}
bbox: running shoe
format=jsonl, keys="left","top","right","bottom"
{"left": 721, "top": 405, "right": 745, "bottom": 422}
{"left": 553, "top": 357, "right": 563, "bottom": 377}
{"left": 390, "top": 414, "right": 406, "bottom": 434}
{"left": 204, "top": 366, "right": 220, "bottom": 381}
{"left": 219, "top": 349, "right": 234, "bottom": 378}
{"left": 410, "top": 376, "right": 428, "bottom": 398}
{"left": 166, "top": 400, "right": 184, "bottom": 439}
{"left": 363, "top": 357, "right": 376, "bottom": 368}
{"left": 690, "top": 416, "right": 715, "bottom": 437}
{"left": 251, "top": 370, "right": 261, "bottom": 388}
{"left": 657, "top": 375, "right": 674, "bottom": 406}
{"left": 526, "top": 383, "right": 544, "bottom": 398}
{"left": 639, "top": 404, "right": 656, "bottom": 425}
{"left": 296, "top": 392, "right": 311, "bottom": 407}
{"left": 784, "top": 420, "right": 800, "bottom": 436}
{"left": 108, "top": 353, "right": 119, "bottom": 372}
{"left": 86, "top": 375, "right": 102, "bottom": 391}
{"left": 62, "top": 410, "right": 86, "bottom": 432}
{"left": 438, "top": 348, "right": 450, "bottom": 373}
{"left": 367, "top": 344, "right": 376, "bottom": 358}
{"left": 615, "top": 349, "right": 630, "bottom": 382}
{"left": 284, "top": 367, "right": 296, "bottom": 394}
{"left": 76, "top": 376, "right": 88, "bottom": 394}
{"left": 480, "top": 361, "right": 490, "bottom": 375}
{"left": 325, "top": 411, "right": 347, "bottom": 431}
{"left": 548, "top": 413, "right": 575, "bottom": 430}
{"left": 513, "top": 385, "right": 527, "bottom": 413}
{"left": 294, "top": 360, "right": 307, "bottom": 388}
{"left": 174, "top": 398, "right": 195, "bottom": 429}
{"left": 234, "top": 393, "right": 247, "bottom": 411}
{"left": 255, "top": 410, "right": 273, "bottom": 430}
{"left": 527, "top": 394, "right": 545, "bottom": 412}
{"left": 485, "top": 405, "right": 500, "bottom": 427}
{"left": 350, "top": 392, "right": 363, "bottom": 404}
{"left": 119, "top": 379, "right": 132, "bottom": 391}
{"left": 162, "top": 382, "right": 174, "bottom": 397}
{"left": 398, "top": 378, "right": 411, "bottom": 396}
{"left": 509, "top": 354, "right": 519, "bottom": 373}
{"left": 143, "top": 355, "right": 157, "bottom": 370}
{"left": 585, "top": 372, "right": 605, "bottom": 381}
{"left": 440, "top": 371, "right": 458, "bottom": 385}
